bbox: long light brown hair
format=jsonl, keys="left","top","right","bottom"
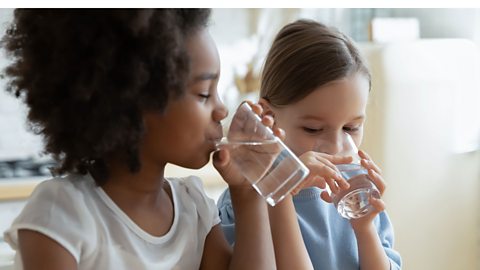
{"left": 260, "top": 19, "right": 371, "bottom": 107}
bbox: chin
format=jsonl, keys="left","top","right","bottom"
{"left": 183, "top": 155, "right": 210, "bottom": 170}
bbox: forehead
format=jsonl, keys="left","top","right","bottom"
{"left": 289, "top": 74, "right": 370, "bottom": 120}
{"left": 185, "top": 29, "right": 220, "bottom": 76}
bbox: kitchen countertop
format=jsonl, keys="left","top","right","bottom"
{"left": 0, "top": 162, "right": 224, "bottom": 201}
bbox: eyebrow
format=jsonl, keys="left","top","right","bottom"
{"left": 193, "top": 72, "right": 219, "bottom": 82}
{"left": 300, "top": 115, "right": 365, "bottom": 121}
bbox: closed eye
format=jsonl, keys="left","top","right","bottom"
{"left": 343, "top": 126, "right": 360, "bottom": 132}
{"left": 303, "top": 127, "right": 323, "bottom": 134}
{"left": 198, "top": 93, "right": 211, "bottom": 100}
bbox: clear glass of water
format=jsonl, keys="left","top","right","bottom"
{"left": 216, "top": 102, "right": 309, "bottom": 206}
{"left": 331, "top": 133, "right": 380, "bottom": 219}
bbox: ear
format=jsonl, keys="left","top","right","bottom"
{"left": 258, "top": 98, "right": 275, "bottom": 118}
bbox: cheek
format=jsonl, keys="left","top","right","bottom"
{"left": 274, "top": 115, "right": 311, "bottom": 155}
{"left": 283, "top": 129, "right": 313, "bottom": 156}
{"left": 353, "top": 128, "right": 364, "bottom": 146}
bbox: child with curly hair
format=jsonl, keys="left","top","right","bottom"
{"left": 2, "top": 9, "right": 314, "bottom": 270}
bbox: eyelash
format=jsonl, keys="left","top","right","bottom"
{"left": 198, "top": 93, "right": 211, "bottom": 100}
{"left": 303, "top": 127, "right": 323, "bottom": 134}
{"left": 302, "top": 126, "right": 360, "bottom": 133}
{"left": 343, "top": 126, "right": 360, "bottom": 132}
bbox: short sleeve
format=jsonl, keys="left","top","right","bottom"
{"left": 3, "top": 178, "right": 97, "bottom": 262}
{"left": 216, "top": 188, "right": 236, "bottom": 245}
{"left": 178, "top": 176, "right": 221, "bottom": 231}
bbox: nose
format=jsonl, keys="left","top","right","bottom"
{"left": 313, "top": 133, "right": 343, "bottom": 155}
{"left": 212, "top": 99, "right": 228, "bottom": 122}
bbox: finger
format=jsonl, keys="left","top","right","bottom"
{"left": 309, "top": 160, "right": 350, "bottom": 190}
{"left": 359, "top": 150, "right": 382, "bottom": 172}
{"left": 292, "top": 175, "right": 322, "bottom": 195}
{"left": 320, "top": 191, "right": 333, "bottom": 203}
{"left": 212, "top": 149, "right": 230, "bottom": 168}
{"left": 336, "top": 177, "right": 350, "bottom": 190}
{"left": 249, "top": 102, "right": 263, "bottom": 115}
{"left": 358, "top": 149, "right": 371, "bottom": 160}
{"left": 306, "top": 176, "right": 327, "bottom": 190}
{"left": 261, "top": 114, "right": 274, "bottom": 127}
{"left": 293, "top": 177, "right": 312, "bottom": 193}
{"left": 361, "top": 158, "right": 382, "bottom": 174}
{"left": 369, "top": 196, "right": 386, "bottom": 213}
{"left": 313, "top": 155, "right": 340, "bottom": 173}
{"left": 327, "top": 155, "right": 354, "bottom": 165}
{"left": 325, "top": 177, "right": 339, "bottom": 194}
{"left": 368, "top": 169, "right": 386, "bottom": 195}
{"left": 291, "top": 186, "right": 301, "bottom": 195}
{"left": 257, "top": 115, "right": 275, "bottom": 141}
{"left": 308, "top": 161, "right": 341, "bottom": 181}
{"left": 272, "top": 127, "right": 285, "bottom": 141}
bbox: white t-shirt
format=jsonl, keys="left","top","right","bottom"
{"left": 4, "top": 174, "right": 221, "bottom": 270}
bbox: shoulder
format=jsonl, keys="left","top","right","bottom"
{"left": 31, "top": 174, "right": 90, "bottom": 200}
{"left": 4, "top": 174, "right": 97, "bottom": 261}
{"left": 168, "top": 175, "right": 208, "bottom": 201}
{"left": 17, "top": 174, "right": 92, "bottom": 216}
{"left": 168, "top": 176, "right": 221, "bottom": 230}
{"left": 25, "top": 174, "right": 94, "bottom": 218}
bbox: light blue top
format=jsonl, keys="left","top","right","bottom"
{"left": 217, "top": 187, "right": 402, "bottom": 270}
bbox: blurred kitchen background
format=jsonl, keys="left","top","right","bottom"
{"left": 1, "top": 8, "right": 480, "bottom": 270}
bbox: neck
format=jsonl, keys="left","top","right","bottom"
{"left": 99, "top": 156, "right": 168, "bottom": 204}
{"left": 95, "top": 156, "right": 175, "bottom": 237}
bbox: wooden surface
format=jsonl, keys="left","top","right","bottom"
{"left": 0, "top": 162, "right": 224, "bottom": 201}
{"left": 0, "top": 178, "right": 44, "bottom": 201}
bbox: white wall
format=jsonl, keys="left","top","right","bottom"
{"left": 361, "top": 40, "right": 480, "bottom": 270}
{"left": 391, "top": 9, "right": 480, "bottom": 42}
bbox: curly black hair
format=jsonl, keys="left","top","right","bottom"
{"left": 1, "top": 9, "right": 211, "bottom": 184}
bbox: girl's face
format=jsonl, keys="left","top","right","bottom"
{"left": 142, "top": 29, "right": 227, "bottom": 169}
{"left": 265, "top": 73, "right": 369, "bottom": 157}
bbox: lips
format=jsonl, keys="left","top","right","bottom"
{"left": 207, "top": 132, "right": 224, "bottom": 152}
{"left": 208, "top": 137, "right": 223, "bottom": 150}
{"left": 209, "top": 128, "right": 223, "bottom": 142}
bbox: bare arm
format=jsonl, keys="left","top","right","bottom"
{"left": 17, "top": 229, "right": 77, "bottom": 270}
{"left": 268, "top": 195, "right": 313, "bottom": 270}
{"left": 229, "top": 186, "right": 275, "bottom": 270}
{"left": 351, "top": 151, "right": 391, "bottom": 270}
{"left": 200, "top": 186, "right": 275, "bottom": 270}
{"left": 354, "top": 224, "right": 390, "bottom": 270}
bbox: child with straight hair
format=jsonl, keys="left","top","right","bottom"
{"left": 2, "top": 9, "right": 314, "bottom": 270}
{"left": 218, "top": 19, "right": 402, "bottom": 270}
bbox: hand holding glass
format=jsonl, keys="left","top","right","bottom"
{"left": 330, "top": 133, "right": 381, "bottom": 219}
{"left": 216, "top": 102, "right": 309, "bottom": 206}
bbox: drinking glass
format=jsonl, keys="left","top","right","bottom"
{"left": 216, "top": 102, "right": 309, "bottom": 206}
{"left": 331, "top": 133, "right": 381, "bottom": 219}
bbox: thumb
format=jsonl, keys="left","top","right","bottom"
{"left": 320, "top": 191, "right": 333, "bottom": 203}
{"left": 212, "top": 149, "right": 229, "bottom": 168}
